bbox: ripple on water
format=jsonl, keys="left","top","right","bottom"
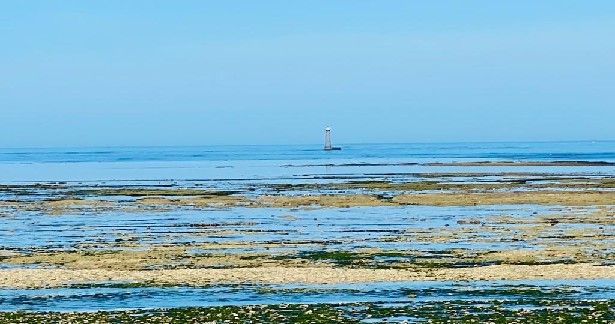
{"left": 0, "top": 279, "right": 614, "bottom": 312}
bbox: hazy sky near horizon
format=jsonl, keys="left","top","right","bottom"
{"left": 1, "top": 1, "right": 614, "bottom": 147}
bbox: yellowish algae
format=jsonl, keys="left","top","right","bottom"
{"left": 1, "top": 263, "right": 614, "bottom": 289}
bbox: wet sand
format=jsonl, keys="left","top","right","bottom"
{"left": 2, "top": 263, "right": 614, "bottom": 289}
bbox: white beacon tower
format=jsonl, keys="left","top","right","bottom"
{"left": 324, "top": 127, "right": 332, "bottom": 150}
{"left": 324, "top": 127, "right": 341, "bottom": 151}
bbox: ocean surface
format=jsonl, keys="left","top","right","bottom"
{"left": 0, "top": 141, "right": 613, "bottom": 182}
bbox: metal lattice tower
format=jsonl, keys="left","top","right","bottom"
{"left": 324, "top": 127, "right": 332, "bottom": 150}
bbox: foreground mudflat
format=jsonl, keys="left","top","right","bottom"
{"left": 4, "top": 300, "right": 614, "bottom": 323}
{"left": 1, "top": 154, "right": 614, "bottom": 322}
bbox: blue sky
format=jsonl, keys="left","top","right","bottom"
{"left": 1, "top": 1, "right": 614, "bottom": 147}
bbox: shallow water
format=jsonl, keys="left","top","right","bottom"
{"left": 0, "top": 142, "right": 613, "bottom": 182}
{"left": 2, "top": 280, "right": 613, "bottom": 312}
{"left": 0, "top": 205, "right": 558, "bottom": 252}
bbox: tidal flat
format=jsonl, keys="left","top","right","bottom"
{"left": 0, "top": 158, "right": 614, "bottom": 322}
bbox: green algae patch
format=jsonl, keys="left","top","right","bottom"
{"left": 2, "top": 299, "right": 613, "bottom": 323}
{"left": 258, "top": 194, "right": 393, "bottom": 208}
{"left": 425, "top": 160, "right": 615, "bottom": 166}
{"left": 296, "top": 251, "right": 360, "bottom": 266}
{"left": 267, "top": 176, "right": 615, "bottom": 194}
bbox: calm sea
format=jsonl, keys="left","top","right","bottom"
{"left": 0, "top": 141, "right": 613, "bottom": 182}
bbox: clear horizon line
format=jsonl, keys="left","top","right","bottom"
{"left": 1, "top": 139, "right": 614, "bottom": 151}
